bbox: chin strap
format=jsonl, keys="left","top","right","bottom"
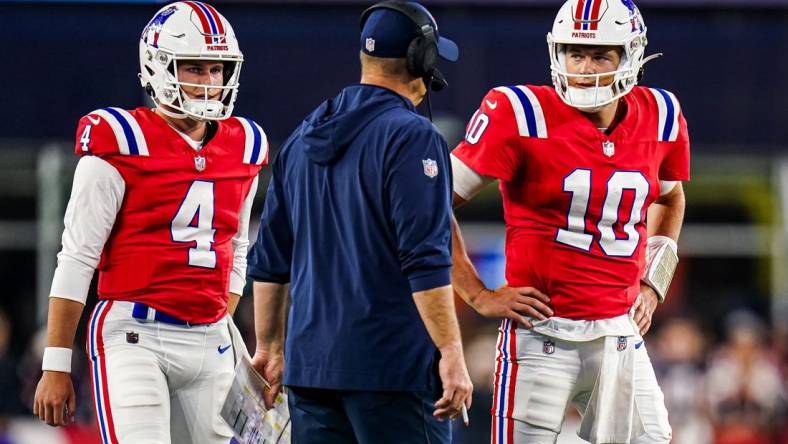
{"left": 156, "top": 104, "right": 190, "bottom": 120}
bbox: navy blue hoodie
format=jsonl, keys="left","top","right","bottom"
{"left": 248, "top": 84, "right": 453, "bottom": 391}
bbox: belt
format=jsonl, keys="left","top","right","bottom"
{"left": 131, "top": 302, "right": 210, "bottom": 327}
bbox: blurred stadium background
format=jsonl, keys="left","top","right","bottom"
{"left": 1, "top": 0, "right": 787, "bottom": 442}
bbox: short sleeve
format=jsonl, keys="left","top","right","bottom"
{"left": 73, "top": 108, "right": 150, "bottom": 158}
{"left": 74, "top": 112, "right": 120, "bottom": 157}
{"left": 385, "top": 124, "right": 453, "bottom": 292}
{"left": 247, "top": 152, "right": 293, "bottom": 284}
{"left": 647, "top": 89, "right": 690, "bottom": 182}
{"left": 451, "top": 88, "right": 523, "bottom": 182}
{"left": 659, "top": 109, "right": 690, "bottom": 181}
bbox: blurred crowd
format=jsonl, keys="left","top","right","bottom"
{"left": 1, "top": 302, "right": 786, "bottom": 444}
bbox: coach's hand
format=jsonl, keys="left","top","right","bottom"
{"left": 433, "top": 342, "right": 473, "bottom": 421}
{"left": 633, "top": 285, "right": 659, "bottom": 335}
{"left": 33, "top": 371, "right": 75, "bottom": 427}
{"left": 473, "top": 286, "right": 553, "bottom": 329}
{"left": 251, "top": 348, "right": 284, "bottom": 409}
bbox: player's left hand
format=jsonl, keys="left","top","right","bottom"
{"left": 251, "top": 348, "right": 284, "bottom": 409}
{"left": 632, "top": 284, "right": 659, "bottom": 335}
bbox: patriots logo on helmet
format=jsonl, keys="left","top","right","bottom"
{"left": 621, "top": 0, "right": 637, "bottom": 15}
{"left": 620, "top": 0, "right": 644, "bottom": 32}
{"left": 142, "top": 5, "right": 178, "bottom": 48}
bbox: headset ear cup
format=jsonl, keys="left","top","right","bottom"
{"left": 406, "top": 37, "right": 426, "bottom": 78}
{"left": 407, "top": 36, "right": 439, "bottom": 81}
{"left": 423, "top": 44, "right": 437, "bottom": 73}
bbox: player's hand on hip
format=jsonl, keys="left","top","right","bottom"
{"left": 33, "top": 371, "right": 76, "bottom": 427}
{"left": 433, "top": 343, "right": 473, "bottom": 421}
{"left": 251, "top": 348, "right": 284, "bottom": 409}
{"left": 633, "top": 284, "right": 659, "bottom": 336}
{"left": 475, "top": 286, "right": 553, "bottom": 328}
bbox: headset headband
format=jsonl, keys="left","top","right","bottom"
{"left": 360, "top": 1, "right": 437, "bottom": 44}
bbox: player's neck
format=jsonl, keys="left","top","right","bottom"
{"left": 360, "top": 73, "right": 425, "bottom": 107}
{"left": 581, "top": 99, "right": 621, "bottom": 131}
{"left": 155, "top": 108, "right": 208, "bottom": 142}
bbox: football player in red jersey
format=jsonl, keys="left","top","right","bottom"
{"left": 32, "top": 3, "right": 267, "bottom": 443}
{"left": 451, "top": 1, "right": 686, "bottom": 443}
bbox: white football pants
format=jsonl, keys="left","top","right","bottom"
{"left": 85, "top": 300, "right": 239, "bottom": 444}
{"left": 490, "top": 320, "right": 671, "bottom": 444}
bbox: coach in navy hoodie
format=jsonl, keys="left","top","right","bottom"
{"left": 247, "top": 2, "right": 472, "bottom": 443}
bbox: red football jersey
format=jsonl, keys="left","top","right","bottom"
{"left": 453, "top": 85, "right": 690, "bottom": 320}
{"left": 74, "top": 107, "right": 267, "bottom": 323}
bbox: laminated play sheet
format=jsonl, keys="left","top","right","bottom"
{"left": 220, "top": 355, "right": 291, "bottom": 444}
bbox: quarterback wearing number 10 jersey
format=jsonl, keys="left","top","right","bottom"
{"left": 452, "top": 84, "right": 689, "bottom": 320}
{"left": 74, "top": 106, "right": 267, "bottom": 323}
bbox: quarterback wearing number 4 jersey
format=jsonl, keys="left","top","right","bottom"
{"left": 72, "top": 107, "right": 265, "bottom": 321}
{"left": 33, "top": 3, "right": 266, "bottom": 444}
{"left": 451, "top": 1, "right": 688, "bottom": 443}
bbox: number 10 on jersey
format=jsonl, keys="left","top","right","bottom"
{"left": 171, "top": 181, "right": 217, "bottom": 268}
{"left": 556, "top": 169, "right": 649, "bottom": 257}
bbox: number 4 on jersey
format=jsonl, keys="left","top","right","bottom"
{"left": 80, "top": 124, "right": 92, "bottom": 151}
{"left": 171, "top": 181, "right": 216, "bottom": 268}
{"left": 556, "top": 170, "right": 649, "bottom": 257}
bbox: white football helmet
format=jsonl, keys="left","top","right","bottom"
{"left": 547, "top": 0, "right": 659, "bottom": 112}
{"left": 139, "top": 2, "right": 243, "bottom": 120}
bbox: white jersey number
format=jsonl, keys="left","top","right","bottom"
{"left": 465, "top": 110, "right": 490, "bottom": 145}
{"left": 171, "top": 181, "right": 216, "bottom": 268}
{"left": 556, "top": 170, "right": 649, "bottom": 257}
{"left": 80, "top": 125, "right": 92, "bottom": 151}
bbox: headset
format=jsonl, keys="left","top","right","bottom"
{"left": 360, "top": 1, "right": 448, "bottom": 92}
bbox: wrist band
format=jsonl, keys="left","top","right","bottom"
{"left": 641, "top": 235, "right": 678, "bottom": 303}
{"left": 42, "top": 347, "right": 72, "bottom": 373}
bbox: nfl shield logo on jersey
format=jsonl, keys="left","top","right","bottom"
{"left": 422, "top": 159, "right": 438, "bottom": 178}
{"left": 617, "top": 336, "right": 628, "bottom": 351}
{"left": 365, "top": 38, "right": 375, "bottom": 52}
{"left": 543, "top": 340, "right": 555, "bottom": 355}
{"left": 194, "top": 156, "right": 206, "bottom": 172}
{"left": 602, "top": 141, "right": 615, "bottom": 157}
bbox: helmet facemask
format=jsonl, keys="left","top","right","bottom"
{"left": 145, "top": 49, "right": 242, "bottom": 121}
{"left": 548, "top": 35, "right": 646, "bottom": 112}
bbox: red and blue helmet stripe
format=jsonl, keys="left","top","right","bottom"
{"left": 184, "top": 1, "right": 227, "bottom": 44}
{"left": 574, "top": 0, "right": 604, "bottom": 31}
